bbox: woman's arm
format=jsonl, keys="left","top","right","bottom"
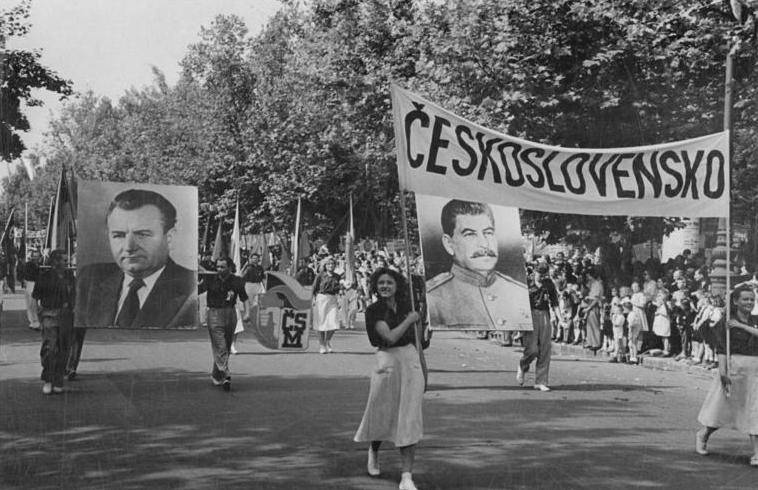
{"left": 730, "top": 319, "right": 758, "bottom": 338}
{"left": 374, "top": 311, "right": 420, "bottom": 346}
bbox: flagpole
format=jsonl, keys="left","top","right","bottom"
{"left": 349, "top": 192, "right": 355, "bottom": 239}
{"left": 398, "top": 189, "right": 428, "bottom": 390}
{"left": 724, "top": 38, "right": 740, "bottom": 376}
{"left": 24, "top": 201, "right": 28, "bottom": 256}
{"left": 293, "top": 196, "right": 302, "bottom": 273}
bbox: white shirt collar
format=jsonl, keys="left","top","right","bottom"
{"left": 117, "top": 266, "right": 166, "bottom": 312}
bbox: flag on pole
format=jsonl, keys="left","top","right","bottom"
{"left": 230, "top": 199, "right": 242, "bottom": 274}
{"left": 45, "top": 166, "right": 77, "bottom": 256}
{"left": 342, "top": 193, "right": 356, "bottom": 284}
{"left": 1, "top": 208, "right": 16, "bottom": 289}
{"left": 22, "top": 156, "right": 35, "bottom": 181}
{"left": 259, "top": 233, "right": 272, "bottom": 271}
{"left": 211, "top": 216, "right": 225, "bottom": 261}
{"left": 1, "top": 207, "right": 16, "bottom": 251}
{"left": 201, "top": 214, "right": 211, "bottom": 254}
{"left": 276, "top": 232, "right": 292, "bottom": 275}
{"left": 298, "top": 229, "right": 311, "bottom": 264}
{"left": 349, "top": 192, "right": 355, "bottom": 239}
{"left": 293, "top": 196, "right": 302, "bottom": 270}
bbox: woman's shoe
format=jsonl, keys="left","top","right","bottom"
{"left": 399, "top": 472, "right": 417, "bottom": 490}
{"left": 367, "top": 449, "right": 380, "bottom": 476}
{"left": 750, "top": 455, "right": 758, "bottom": 467}
{"left": 695, "top": 429, "right": 709, "bottom": 456}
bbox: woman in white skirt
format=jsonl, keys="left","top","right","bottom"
{"left": 354, "top": 267, "right": 423, "bottom": 490}
{"left": 311, "top": 256, "right": 342, "bottom": 353}
{"left": 696, "top": 283, "right": 758, "bottom": 466}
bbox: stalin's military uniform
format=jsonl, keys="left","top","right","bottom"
{"left": 427, "top": 263, "right": 531, "bottom": 330}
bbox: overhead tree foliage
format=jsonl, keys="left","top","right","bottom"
{"left": 5, "top": 0, "right": 757, "bottom": 258}
{"left": 0, "top": 0, "right": 72, "bottom": 163}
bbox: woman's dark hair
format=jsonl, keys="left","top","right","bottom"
{"left": 369, "top": 267, "right": 410, "bottom": 312}
{"left": 730, "top": 283, "right": 755, "bottom": 315}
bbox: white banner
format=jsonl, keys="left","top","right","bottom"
{"left": 392, "top": 85, "right": 729, "bottom": 218}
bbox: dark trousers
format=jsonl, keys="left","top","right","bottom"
{"left": 520, "top": 309, "right": 552, "bottom": 385}
{"left": 207, "top": 307, "right": 236, "bottom": 381}
{"left": 39, "top": 309, "right": 73, "bottom": 386}
{"left": 67, "top": 328, "right": 87, "bottom": 375}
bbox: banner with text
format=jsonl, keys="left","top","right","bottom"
{"left": 392, "top": 85, "right": 729, "bottom": 218}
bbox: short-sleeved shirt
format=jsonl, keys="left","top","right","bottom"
{"left": 712, "top": 315, "right": 758, "bottom": 357}
{"left": 312, "top": 271, "right": 341, "bottom": 295}
{"left": 365, "top": 300, "right": 415, "bottom": 349}
{"left": 243, "top": 264, "right": 265, "bottom": 283}
{"left": 24, "top": 261, "right": 41, "bottom": 282}
{"left": 202, "top": 273, "right": 248, "bottom": 308}
{"left": 32, "top": 269, "right": 75, "bottom": 309}
{"left": 529, "top": 278, "right": 558, "bottom": 311}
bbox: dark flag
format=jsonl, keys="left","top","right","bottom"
{"left": 211, "top": 216, "right": 225, "bottom": 261}
{"left": 1, "top": 207, "right": 16, "bottom": 290}
{"left": 45, "top": 166, "right": 77, "bottom": 257}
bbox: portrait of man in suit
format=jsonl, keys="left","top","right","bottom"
{"left": 416, "top": 195, "right": 532, "bottom": 331}
{"left": 75, "top": 184, "right": 198, "bottom": 329}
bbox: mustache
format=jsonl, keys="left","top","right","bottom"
{"left": 471, "top": 249, "right": 497, "bottom": 258}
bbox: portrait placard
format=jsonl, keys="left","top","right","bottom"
{"left": 416, "top": 194, "right": 532, "bottom": 331}
{"left": 75, "top": 181, "right": 199, "bottom": 329}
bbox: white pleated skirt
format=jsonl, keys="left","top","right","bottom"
{"left": 354, "top": 344, "right": 424, "bottom": 447}
{"left": 698, "top": 355, "right": 758, "bottom": 434}
{"left": 313, "top": 293, "right": 340, "bottom": 332}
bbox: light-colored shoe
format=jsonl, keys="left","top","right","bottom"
{"left": 211, "top": 376, "right": 223, "bottom": 386}
{"left": 53, "top": 386, "right": 64, "bottom": 394}
{"left": 516, "top": 365, "right": 524, "bottom": 386}
{"left": 326, "top": 344, "right": 334, "bottom": 353}
{"left": 319, "top": 346, "right": 327, "bottom": 354}
{"left": 42, "top": 382, "right": 53, "bottom": 395}
{"left": 399, "top": 474, "right": 418, "bottom": 490}
{"left": 230, "top": 344, "right": 238, "bottom": 355}
{"left": 534, "top": 384, "right": 551, "bottom": 392}
{"left": 695, "top": 430, "right": 709, "bottom": 456}
{"left": 750, "top": 455, "right": 758, "bottom": 467}
{"left": 367, "top": 449, "right": 380, "bottom": 477}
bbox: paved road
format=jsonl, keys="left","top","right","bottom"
{"left": 1, "top": 293, "right": 755, "bottom": 489}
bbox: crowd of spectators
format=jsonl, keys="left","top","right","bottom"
{"left": 518, "top": 247, "right": 756, "bottom": 369}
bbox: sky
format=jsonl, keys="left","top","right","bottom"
{"left": 3, "top": 0, "right": 283, "bottom": 183}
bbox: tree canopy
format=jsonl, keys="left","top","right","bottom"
{"left": 1, "top": 0, "right": 72, "bottom": 163}
{"left": 3, "top": 0, "right": 756, "bottom": 251}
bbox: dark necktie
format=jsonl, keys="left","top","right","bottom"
{"left": 116, "top": 278, "right": 145, "bottom": 327}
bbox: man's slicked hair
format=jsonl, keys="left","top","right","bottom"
{"left": 440, "top": 200, "right": 495, "bottom": 236}
{"left": 107, "top": 189, "right": 177, "bottom": 232}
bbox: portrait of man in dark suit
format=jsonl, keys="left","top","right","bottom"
{"left": 75, "top": 186, "right": 198, "bottom": 329}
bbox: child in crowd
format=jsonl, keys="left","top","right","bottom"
{"left": 609, "top": 300, "right": 627, "bottom": 363}
{"left": 604, "top": 287, "right": 621, "bottom": 353}
{"left": 673, "top": 297, "right": 696, "bottom": 361}
{"left": 652, "top": 290, "right": 672, "bottom": 356}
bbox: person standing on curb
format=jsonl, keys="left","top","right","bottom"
{"left": 199, "top": 257, "right": 249, "bottom": 392}
{"left": 32, "top": 249, "right": 75, "bottom": 395}
{"left": 23, "top": 249, "right": 42, "bottom": 330}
